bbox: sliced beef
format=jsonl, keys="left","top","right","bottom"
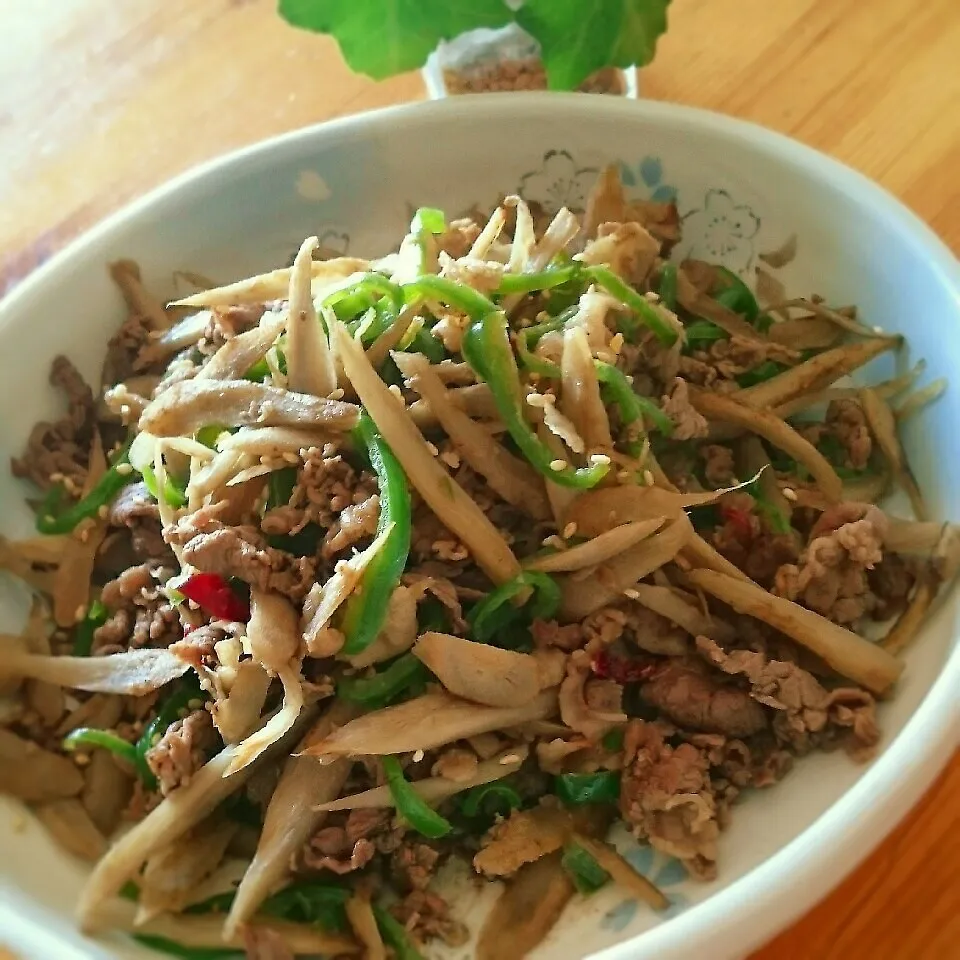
{"left": 107, "top": 482, "right": 175, "bottom": 563}
{"left": 620, "top": 719, "right": 719, "bottom": 879}
{"left": 696, "top": 635, "right": 879, "bottom": 758}
{"left": 391, "top": 890, "right": 469, "bottom": 947}
{"left": 144, "top": 708, "right": 216, "bottom": 796}
{"left": 640, "top": 663, "right": 768, "bottom": 737}
{"left": 12, "top": 356, "right": 94, "bottom": 493}
{"left": 166, "top": 510, "right": 315, "bottom": 601}
{"left": 661, "top": 377, "right": 708, "bottom": 441}
{"left": 94, "top": 562, "right": 180, "bottom": 653}
{"left": 774, "top": 503, "right": 887, "bottom": 624}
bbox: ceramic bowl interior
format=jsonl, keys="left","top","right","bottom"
{"left": 0, "top": 94, "right": 958, "bottom": 960}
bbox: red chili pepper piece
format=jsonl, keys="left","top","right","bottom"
{"left": 591, "top": 650, "right": 658, "bottom": 684}
{"left": 179, "top": 572, "right": 250, "bottom": 622}
{"left": 719, "top": 503, "right": 754, "bottom": 541}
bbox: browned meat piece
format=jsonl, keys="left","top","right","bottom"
{"left": 868, "top": 553, "right": 916, "bottom": 620}
{"left": 473, "top": 805, "right": 572, "bottom": 878}
{"left": 144, "top": 708, "right": 216, "bottom": 796}
{"left": 102, "top": 313, "right": 155, "bottom": 384}
{"left": 774, "top": 503, "right": 887, "bottom": 624}
{"left": 303, "top": 835, "right": 376, "bottom": 875}
{"left": 620, "top": 719, "right": 719, "bottom": 879}
{"left": 437, "top": 218, "right": 481, "bottom": 259}
{"left": 205, "top": 303, "right": 266, "bottom": 346}
{"left": 696, "top": 635, "right": 879, "bottom": 758}
{"left": 391, "top": 890, "right": 469, "bottom": 947}
{"left": 344, "top": 808, "right": 389, "bottom": 845}
{"left": 166, "top": 510, "right": 315, "bottom": 601}
{"left": 640, "top": 663, "right": 768, "bottom": 737}
{"left": 261, "top": 444, "right": 378, "bottom": 545}
{"left": 94, "top": 562, "right": 181, "bottom": 653}
{"left": 106, "top": 482, "right": 175, "bottom": 563}
{"left": 392, "top": 841, "right": 441, "bottom": 892}
{"left": 169, "top": 621, "right": 231, "bottom": 672}
{"left": 701, "top": 444, "right": 736, "bottom": 487}
{"left": 623, "top": 604, "right": 689, "bottom": 656}
{"left": 826, "top": 398, "right": 873, "bottom": 471}
{"left": 711, "top": 493, "right": 801, "bottom": 587}
{"left": 661, "top": 378, "right": 709, "bottom": 440}
{"left": 12, "top": 356, "right": 94, "bottom": 493}
{"left": 242, "top": 925, "right": 295, "bottom": 960}
{"left": 322, "top": 495, "right": 380, "bottom": 559}
{"left": 584, "top": 678, "right": 624, "bottom": 717}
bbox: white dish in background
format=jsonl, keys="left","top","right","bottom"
{"left": 0, "top": 94, "right": 958, "bottom": 960}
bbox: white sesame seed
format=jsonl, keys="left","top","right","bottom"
{"left": 412, "top": 749, "right": 425, "bottom": 763}
{"left": 328, "top": 388, "right": 345, "bottom": 400}
{"left": 115, "top": 462, "right": 134, "bottom": 476}
{"left": 589, "top": 453, "right": 611, "bottom": 466}
{"left": 562, "top": 522, "right": 578, "bottom": 539}
{"left": 623, "top": 588, "right": 640, "bottom": 600}
{"left": 782, "top": 487, "right": 798, "bottom": 502}
{"left": 388, "top": 384, "right": 404, "bottom": 400}
{"left": 97, "top": 505, "right": 109, "bottom": 519}
{"left": 643, "top": 469, "right": 655, "bottom": 486}
{"left": 499, "top": 754, "right": 521, "bottom": 765}
{"left": 549, "top": 459, "right": 567, "bottom": 472}
{"left": 644, "top": 291, "right": 660, "bottom": 302}
{"left": 426, "top": 442, "right": 439, "bottom": 456}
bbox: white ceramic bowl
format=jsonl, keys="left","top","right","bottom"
{"left": 1, "top": 94, "right": 958, "bottom": 960}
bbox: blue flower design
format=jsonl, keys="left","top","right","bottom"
{"left": 681, "top": 188, "right": 760, "bottom": 274}
{"left": 600, "top": 844, "right": 692, "bottom": 933}
{"left": 620, "top": 155, "right": 678, "bottom": 204}
{"left": 518, "top": 149, "right": 598, "bottom": 212}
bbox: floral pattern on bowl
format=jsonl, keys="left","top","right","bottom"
{"left": 679, "top": 189, "right": 762, "bottom": 274}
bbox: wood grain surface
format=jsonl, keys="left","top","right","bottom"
{"left": 0, "top": 1, "right": 957, "bottom": 958}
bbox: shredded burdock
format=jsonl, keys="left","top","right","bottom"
{"left": 1, "top": 166, "right": 954, "bottom": 960}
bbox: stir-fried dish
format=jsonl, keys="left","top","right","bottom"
{"left": 1, "top": 165, "right": 956, "bottom": 960}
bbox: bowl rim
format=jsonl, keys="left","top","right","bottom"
{"left": 1, "top": 92, "right": 958, "bottom": 960}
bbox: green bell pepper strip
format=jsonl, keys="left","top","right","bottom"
{"left": 402, "top": 326, "right": 446, "bottom": 363}
{"left": 585, "top": 266, "right": 679, "bottom": 346}
{"left": 140, "top": 463, "right": 187, "bottom": 509}
{"left": 683, "top": 319, "right": 728, "bottom": 348}
{"left": 496, "top": 264, "right": 581, "bottom": 295}
{"left": 468, "top": 570, "right": 561, "bottom": 644}
{"left": 714, "top": 267, "right": 760, "bottom": 321}
{"left": 602, "top": 728, "right": 625, "bottom": 751}
{"left": 374, "top": 904, "right": 427, "bottom": 960}
{"left": 63, "top": 728, "right": 153, "bottom": 783}
{"left": 135, "top": 674, "right": 207, "bottom": 788}
{"left": 337, "top": 652, "right": 430, "bottom": 709}
{"left": 470, "top": 327, "right": 608, "bottom": 486}
{"left": 266, "top": 466, "right": 298, "bottom": 510}
{"left": 410, "top": 207, "right": 446, "bottom": 235}
{"left": 35, "top": 437, "right": 135, "bottom": 535}
{"left": 460, "top": 782, "right": 523, "bottom": 819}
{"left": 72, "top": 598, "right": 107, "bottom": 656}
{"left": 594, "top": 362, "right": 675, "bottom": 437}
{"left": 339, "top": 413, "right": 412, "bottom": 657}
{"left": 323, "top": 273, "right": 404, "bottom": 323}
{"left": 657, "top": 263, "right": 678, "bottom": 312}
{"left": 561, "top": 842, "right": 611, "bottom": 895}
{"left": 515, "top": 331, "right": 562, "bottom": 379}
{"left": 382, "top": 756, "right": 452, "bottom": 839}
{"left": 735, "top": 359, "right": 788, "bottom": 388}
{"left": 555, "top": 771, "right": 622, "bottom": 806}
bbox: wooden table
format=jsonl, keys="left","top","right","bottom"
{"left": 0, "top": 1, "right": 957, "bottom": 957}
